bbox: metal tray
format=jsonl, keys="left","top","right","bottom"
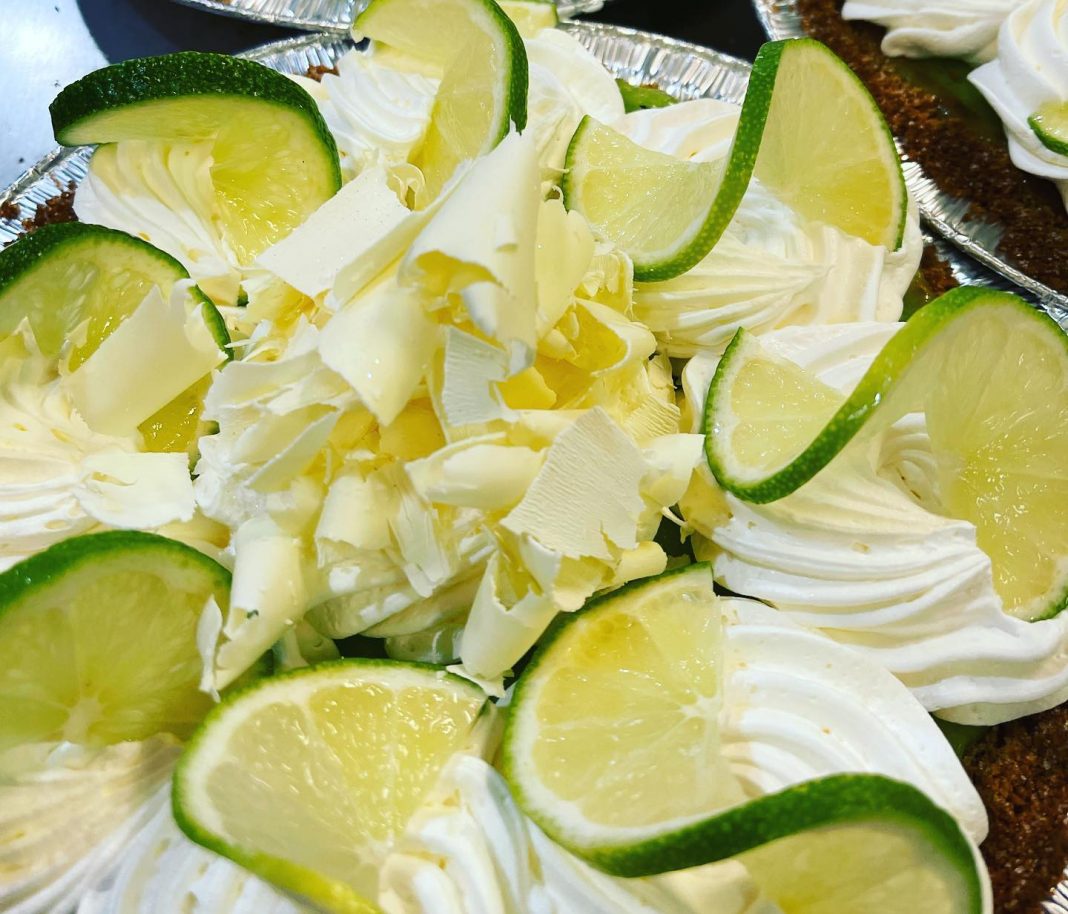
{"left": 168, "top": 0, "right": 609, "bottom": 33}
{"left": 1, "top": 19, "right": 1065, "bottom": 910}
{"left": 752, "top": 0, "right": 1068, "bottom": 323}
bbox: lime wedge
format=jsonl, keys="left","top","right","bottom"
{"left": 502, "top": 568, "right": 987, "bottom": 913}
{"left": 355, "top": 0, "right": 528, "bottom": 206}
{"left": 703, "top": 287, "right": 1068, "bottom": 620}
{"left": 754, "top": 38, "right": 907, "bottom": 249}
{"left": 0, "top": 223, "right": 229, "bottom": 454}
{"left": 173, "top": 660, "right": 492, "bottom": 912}
{"left": 500, "top": 0, "right": 558, "bottom": 36}
{"left": 1028, "top": 101, "right": 1068, "bottom": 157}
{"left": 616, "top": 79, "right": 676, "bottom": 113}
{"left": 562, "top": 38, "right": 905, "bottom": 281}
{"left": 51, "top": 52, "right": 342, "bottom": 264}
{"left": 0, "top": 531, "right": 230, "bottom": 752}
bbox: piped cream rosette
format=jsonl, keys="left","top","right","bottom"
{"left": 681, "top": 322, "right": 1068, "bottom": 725}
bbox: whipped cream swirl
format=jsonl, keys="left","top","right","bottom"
{"left": 0, "top": 739, "right": 178, "bottom": 914}
{"left": 969, "top": 0, "right": 1068, "bottom": 208}
{"left": 296, "top": 49, "right": 438, "bottom": 183}
{"left": 841, "top": 0, "right": 1019, "bottom": 63}
{"left": 524, "top": 29, "right": 626, "bottom": 178}
{"left": 76, "top": 141, "right": 242, "bottom": 305}
{"left": 685, "top": 323, "right": 1068, "bottom": 725}
{"left": 617, "top": 100, "right": 921, "bottom": 356}
{"left": 77, "top": 793, "right": 309, "bottom": 914}
{"left": 0, "top": 327, "right": 196, "bottom": 571}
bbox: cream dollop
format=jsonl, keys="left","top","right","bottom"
{"left": 0, "top": 738, "right": 178, "bottom": 914}
{"left": 683, "top": 322, "right": 1068, "bottom": 725}
{"left": 296, "top": 49, "right": 438, "bottom": 182}
{"left": 379, "top": 754, "right": 762, "bottom": 914}
{"left": 0, "top": 325, "right": 196, "bottom": 571}
{"left": 77, "top": 794, "right": 310, "bottom": 914}
{"left": 841, "top": 0, "right": 1019, "bottom": 62}
{"left": 617, "top": 100, "right": 921, "bottom": 356}
{"left": 75, "top": 141, "right": 242, "bottom": 305}
{"left": 524, "top": 29, "right": 626, "bottom": 178}
{"left": 969, "top": 0, "right": 1068, "bottom": 208}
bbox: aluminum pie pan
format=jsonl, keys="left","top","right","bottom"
{"left": 0, "top": 22, "right": 1035, "bottom": 318}
{"left": 167, "top": 0, "right": 609, "bottom": 34}
{"left": 0, "top": 19, "right": 1065, "bottom": 909}
{"left": 752, "top": 0, "right": 1068, "bottom": 323}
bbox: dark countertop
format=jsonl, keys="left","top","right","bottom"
{"left": 1, "top": 0, "right": 767, "bottom": 187}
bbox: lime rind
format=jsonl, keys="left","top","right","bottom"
{"left": 356, "top": 0, "right": 527, "bottom": 204}
{"left": 564, "top": 772, "right": 984, "bottom": 900}
{"left": 562, "top": 35, "right": 778, "bottom": 283}
{"left": 171, "top": 802, "right": 381, "bottom": 914}
{"left": 1028, "top": 102, "right": 1068, "bottom": 157}
{"left": 703, "top": 288, "right": 1059, "bottom": 502}
{"left": 499, "top": 0, "right": 558, "bottom": 37}
{"left": 503, "top": 564, "right": 726, "bottom": 845}
{"left": 50, "top": 52, "right": 338, "bottom": 162}
{"left": 502, "top": 568, "right": 985, "bottom": 912}
{"left": 704, "top": 286, "right": 1068, "bottom": 620}
{"left": 0, "top": 529, "right": 230, "bottom": 608}
{"left": 0, "top": 222, "right": 230, "bottom": 359}
{"left": 174, "top": 658, "right": 490, "bottom": 912}
{"left": 616, "top": 79, "right": 677, "bottom": 113}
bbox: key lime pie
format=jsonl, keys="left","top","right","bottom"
{"left": 0, "top": 0, "right": 1065, "bottom": 912}
{"left": 792, "top": 0, "right": 1068, "bottom": 299}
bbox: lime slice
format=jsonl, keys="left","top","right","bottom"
{"left": 355, "top": 0, "right": 528, "bottom": 206}
{"left": 51, "top": 52, "right": 342, "bottom": 264}
{"left": 173, "top": 660, "right": 492, "bottom": 913}
{"left": 0, "top": 531, "right": 230, "bottom": 752}
{"left": 500, "top": 0, "right": 558, "bottom": 36}
{"left": 754, "top": 38, "right": 907, "bottom": 249}
{"left": 503, "top": 565, "right": 742, "bottom": 849}
{"left": 501, "top": 568, "right": 987, "bottom": 913}
{"left": 616, "top": 79, "right": 676, "bottom": 113}
{"left": 0, "top": 223, "right": 227, "bottom": 367}
{"left": 562, "top": 38, "right": 905, "bottom": 282}
{"left": 1028, "top": 101, "right": 1068, "bottom": 157}
{"left": 0, "top": 223, "right": 229, "bottom": 454}
{"left": 703, "top": 287, "right": 1068, "bottom": 620}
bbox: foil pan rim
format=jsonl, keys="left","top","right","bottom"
{"left": 166, "top": 0, "right": 610, "bottom": 34}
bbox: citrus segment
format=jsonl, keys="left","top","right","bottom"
{"left": 504, "top": 565, "right": 743, "bottom": 851}
{"left": 0, "top": 223, "right": 228, "bottom": 454}
{"left": 562, "top": 38, "right": 906, "bottom": 281}
{"left": 753, "top": 38, "right": 907, "bottom": 249}
{"left": 500, "top": 0, "right": 558, "bottom": 36}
